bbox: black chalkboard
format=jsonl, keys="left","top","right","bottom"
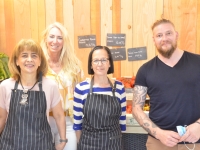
{"left": 127, "top": 47, "right": 147, "bottom": 61}
{"left": 78, "top": 35, "right": 96, "bottom": 48}
{"left": 106, "top": 33, "right": 125, "bottom": 47}
{"left": 111, "top": 48, "right": 126, "bottom": 61}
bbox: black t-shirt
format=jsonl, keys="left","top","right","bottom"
{"left": 135, "top": 51, "right": 200, "bottom": 134}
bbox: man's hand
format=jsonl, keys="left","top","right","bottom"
{"left": 156, "top": 129, "right": 181, "bottom": 147}
{"left": 179, "top": 122, "right": 200, "bottom": 143}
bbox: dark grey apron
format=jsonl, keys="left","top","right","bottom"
{"left": 0, "top": 75, "right": 55, "bottom": 150}
{"left": 78, "top": 77, "right": 123, "bottom": 150}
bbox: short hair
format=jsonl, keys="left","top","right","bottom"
{"left": 88, "top": 46, "right": 114, "bottom": 75}
{"left": 9, "top": 39, "right": 48, "bottom": 81}
{"left": 151, "top": 18, "right": 175, "bottom": 31}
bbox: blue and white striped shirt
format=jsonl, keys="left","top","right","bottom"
{"left": 73, "top": 79, "right": 126, "bottom": 131}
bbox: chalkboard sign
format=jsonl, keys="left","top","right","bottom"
{"left": 128, "top": 47, "right": 147, "bottom": 61}
{"left": 111, "top": 48, "right": 126, "bottom": 61}
{"left": 106, "top": 33, "right": 125, "bottom": 47}
{"left": 78, "top": 35, "right": 96, "bottom": 48}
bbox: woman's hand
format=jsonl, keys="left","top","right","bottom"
{"left": 55, "top": 142, "right": 66, "bottom": 150}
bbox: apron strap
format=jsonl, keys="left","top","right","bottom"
{"left": 90, "top": 76, "right": 116, "bottom": 97}
{"left": 89, "top": 77, "right": 94, "bottom": 94}
{"left": 38, "top": 72, "right": 43, "bottom": 91}
{"left": 108, "top": 78, "right": 116, "bottom": 97}
{"left": 14, "top": 80, "right": 19, "bottom": 90}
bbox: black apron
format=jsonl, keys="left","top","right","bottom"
{"left": 0, "top": 75, "right": 55, "bottom": 150}
{"left": 78, "top": 78, "right": 123, "bottom": 150}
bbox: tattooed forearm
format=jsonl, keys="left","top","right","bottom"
{"left": 133, "top": 110, "right": 158, "bottom": 136}
{"left": 134, "top": 111, "right": 158, "bottom": 136}
{"left": 132, "top": 85, "right": 147, "bottom": 109}
{"left": 132, "top": 87, "right": 159, "bottom": 137}
{"left": 142, "top": 122, "right": 158, "bottom": 136}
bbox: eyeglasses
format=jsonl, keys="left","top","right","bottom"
{"left": 92, "top": 58, "right": 109, "bottom": 65}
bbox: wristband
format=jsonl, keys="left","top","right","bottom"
{"left": 59, "top": 139, "right": 68, "bottom": 143}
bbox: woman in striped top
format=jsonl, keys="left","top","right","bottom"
{"left": 73, "top": 46, "right": 126, "bottom": 150}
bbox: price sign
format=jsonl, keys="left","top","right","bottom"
{"left": 128, "top": 47, "right": 147, "bottom": 61}
{"left": 111, "top": 48, "right": 126, "bottom": 61}
{"left": 106, "top": 33, "right": 126, "bottom": 47}
{"left": 78, "top": 35, "right": 96, "bottom": 48}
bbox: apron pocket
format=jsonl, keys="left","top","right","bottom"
{"left": 109, "top": 134, "right": 122, "bottom": 140}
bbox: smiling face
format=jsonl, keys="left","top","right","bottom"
{"left": 46, "top": 27, "right": 64, "bottom": 55}
{"left": 91, "top": 49, "right": 110, "bottom": 76}
{"left": 16, "top": 48, "right": 41, "bottom": 75}
{"left": 153, "top": 23, "right": 178, "bottom": 58}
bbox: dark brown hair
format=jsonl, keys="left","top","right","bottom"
{"left": 88, "top": 46, "right": 114, "bottom": 75}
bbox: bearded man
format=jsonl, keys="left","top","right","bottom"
{"left": 132, "top": 19, "right": 200, "bottom": 150}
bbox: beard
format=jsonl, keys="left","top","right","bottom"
{"left": 157, "top": 42, "right": 177, "bottom": 59}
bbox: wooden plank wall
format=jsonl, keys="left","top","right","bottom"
{"left": 0, "top": 0, "right": 200, "bottom": 78}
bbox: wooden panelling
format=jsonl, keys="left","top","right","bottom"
{"left": 14, "top": 0, "right": 31, "bottom": 43}
{"left": 156, "top": 0, "right": 164, "bottom": 19}
{"left": 4, "top": 0, "right": 16, "bottom": 55}
{"left": 179, "top": 0, "right": 197, "bottom": 54}
{"left": 56, "top": 0, "right": 63, "bottom": 23}
{"left": 73, "top": 0, "right": 91, "bottom": 77}
{"left": 112, "top": 0, "right": 121, "bottom": 78}
{"left": 163, "top": 0, "right": 197, "bottom": 54}
{"left": 63, "top": 0, "right": 75, "bottom": 46}
{"left": 132, "top": 0, "right": 156, "bottom": 76}
{"left": 90, "top": 0, "right": 101, "bottom": 45}
{"left": 121, "top": 0, "right": 133, "bottom": 77}
{"left": 45, "top": 0, "right": 56, "bottom": 26}
{"left": 0, "top": 0, "right": 200, "bottom": 78}
{"left": 101, "top": 0, "right": 112, "bottom": 46}
{"left": 100, "top": 0, "right": 112, "bottom": 78}
{"left": 30, "top": 0, "right": 39, "bottom": 41}
{"left": 0, "top": 0, "right": 6, "bottom": 54}
{"left": 37, "top": 0, "right": 46, "bottom": 41}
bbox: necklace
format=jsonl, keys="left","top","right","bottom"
{"left": 19, "top": 80, "right": 38, "bottom": 105}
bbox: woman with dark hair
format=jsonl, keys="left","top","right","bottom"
{"left": 0, "top": 39, "right": 66, "bottom": 150}
{"left": 73, "top": 46, "right": 126, "bottom": 150}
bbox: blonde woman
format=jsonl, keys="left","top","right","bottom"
{"left": 41, "top": 22, "right": 83, "bottom": 150}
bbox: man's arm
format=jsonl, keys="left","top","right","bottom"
{"left": 132, "top": 85, "right": 158, "bottom": 137}
{"left": 132, "top": 85, "right": 181, "bottom": 147}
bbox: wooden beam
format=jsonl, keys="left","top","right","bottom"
{"left": 4, "top": 0, "right": 16, "bottom": 56}
{"left": 90, "top": 0, "right": 101, "bottom": 45}
{"left": 112, "top": 0, "right": 121, "bottom": 77}
{"left": 56, "top": 0, "right": 64, "bottom": 23}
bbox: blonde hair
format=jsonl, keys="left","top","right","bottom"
{"left": 151, "top": 18, "right": 175, "bottom": 31}
{"left": 9, "top": 39, "right": 48, "bottom": 81}
{"left": 40, "top": 22, "right": 82, "bottom": 83}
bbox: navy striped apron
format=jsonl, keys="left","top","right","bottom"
{"left": 0, "top": 76, "right": 55, "bottom": 150}
{"left": 77, "top": 78, "right": 123, "bottom": 150}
